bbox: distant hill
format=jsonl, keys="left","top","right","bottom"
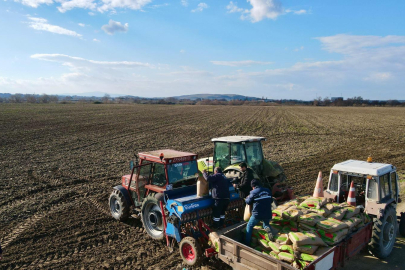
{"left": 171, "top": 94, "right": 259, "bottom": 101}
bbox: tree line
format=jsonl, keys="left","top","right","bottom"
{"left": 0, "top": 93, "right": 404, "bottom": 107}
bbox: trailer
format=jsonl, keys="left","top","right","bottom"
{"left": 218, "top": 221, "right": 372, "bottom": 270}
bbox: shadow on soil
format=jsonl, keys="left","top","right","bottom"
{"left": 342, "top": 236, "right": 405, "bottom": 270}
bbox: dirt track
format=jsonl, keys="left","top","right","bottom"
{"left": 1, "top": 104, "right": 404, "bottom": 269}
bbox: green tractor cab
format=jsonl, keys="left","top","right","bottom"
{"left": 198, "top": 136, "right": 293, "bottom": 203}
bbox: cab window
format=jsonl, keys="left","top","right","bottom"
{"left": 390, "top": 172, "right": 397, "bottom": 200}
{"left": 245, "top": 141, "right": 263, "bottom": 167}
{"left": 329, "top": 173, "right": 338, "bottom": 192}
{"left": 367, "top": 178, "right": 378, "bottom": 200}
{"left": 380, "top": 173, "right": 390, "bottom": 200}
{"left": 151, "top": 163, "right": 166, "bottom": 187}
{"left": 214, "top": 142, "right": 230, "bottom": 169}
{"left": 230, "top": 143, "right": 246, "bottom": 164}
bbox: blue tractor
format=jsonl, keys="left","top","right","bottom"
{"left": 108, "top": 149, "right": 244, "bottom": 266}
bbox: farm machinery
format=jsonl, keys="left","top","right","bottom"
{"left": 323, "top": 158, "right": 405, "bottom": 258}
{"left": 108, "top": 149, "right": 245, "bottom": 266}
{"left": 198, "top": 136, "right": 295, "bottom": 204}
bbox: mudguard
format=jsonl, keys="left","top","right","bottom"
{"left": 113, "top": 185, "right": 133, "bottom": 207}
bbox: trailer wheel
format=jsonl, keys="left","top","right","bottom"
{"left": 369, "top": 205, "right": 397, "bottom": 259}
{"left": 400, "top": 212, "right": 405, "bottom": 237}
{"left": 141, "top": 194, "right": 164, "bottom": 240}
{"left": 179, "top": 237, "right": 203, "bottom": 267}
{"left": 109, "top": 189, "right": 130, "bottom": 221}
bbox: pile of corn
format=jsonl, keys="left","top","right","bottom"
{"left": 247, "top": 196, "right": 371, "bottom": 270}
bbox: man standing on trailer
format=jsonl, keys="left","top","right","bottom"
{"left": 245, "top": 179, "right": 274, "bottom": 246}
{"left": 203, "top": 167, "right": 230, "bottom": 229}
{"left": 233, "top": 162, "right": 254, "bottom": 198}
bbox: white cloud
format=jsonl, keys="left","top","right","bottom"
{"left": 294, "top": 46, "right": 304, "bottom": 52}
{"left": 31, "top": 54, "right": 152, "bottom": 68}
{"left": 2, "top": 35, "right": 405, "bottom": 99}
{"left": 57, "top": 0, "right": 96, "bottom": 12}
{"left": 27, "top": 17, "right": 82, "bottom": 37}
{"left": 181, "top": 0, "right": 187, "bottom": 7}
{"left": 78, "top": 23, "right": 85, "bottom": 27}
{"left": 285, "top": 9, "right": 307, "bottom": 15}
{"left": 93, "top": 38, "right": 100, "bottom": 42}
{"left": 14, "top": 0, "right": 53, "bottom": 8}
{"left": 363, "top": 72, "right": 393, "bottom": 82}
{"left": 315, "top": 34, "right": 405, "bottom": 54}
{"left": 226, "top": 1, "right": 244, "bottom": 13}
{"left": 101, "top": 20, "right": 128, "bottom": 35}
{"left": 227, "top": 1, "right": 308, "bottom": 22}
{"left": 245, "top": 0, "right": 282, "bottom": 22}
{"left": 180, "top": 49, "right": 186, "bottom": 53}
{"left": 98, "top": 0, "right": 151, "bottom": 13}
{"left": 210, "top": 60, "right": 272, "bottom": 67}
{"left": 191, "top": 2, "right": 208, "bottom": 12}
{"left": 88, "top": 11, "right": 95, "bottom": 15}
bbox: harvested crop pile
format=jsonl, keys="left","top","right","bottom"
{"left": 245, "top": 196, "right": 371, "bottom": 269}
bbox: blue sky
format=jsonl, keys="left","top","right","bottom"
{"left": 0, "top": 0, "right": 404, "bottom": 99}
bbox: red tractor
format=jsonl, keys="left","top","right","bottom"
{"left": 109, "top": 149, "right": 199, "bottom": 239}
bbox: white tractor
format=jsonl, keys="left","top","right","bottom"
{"left": 324, "top": 158, "right": 404, "bottom": 258}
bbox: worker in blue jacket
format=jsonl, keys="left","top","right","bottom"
{"left": 203, "top": 167, "right": 230, "bottom": 229}
{"left": 245, "top": 179, "right": 274, "bottom": 246}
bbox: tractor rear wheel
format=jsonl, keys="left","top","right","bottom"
{"left": 141, "top": 194, "right": 164, "bottom": 240}
{"left": 109, "top": 189, "right": 130, "bottom": 221}
{"left": 369, "top": 205, "right": 397, "bottom": 259}
{"left": 399, "top": 212, "right": 405, "bottom": 237}
{"left": 179, "top": 237, "right": 203, "bottom": 267}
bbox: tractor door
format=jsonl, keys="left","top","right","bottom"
{"left": 137, "top": 160, "right": 152, "bottom": 202}
{"left": 390, "top": 172, "right": 399, "bottom": 203}
{"left": 214, "top": 142, "right": 231, "bottom": 170}
{"left": 245, "top": 141, "right": 264, "bottom": 175}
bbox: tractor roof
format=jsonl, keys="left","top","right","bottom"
{"left": 138, "top": 149, "right": 197, "bottom": 164}
{"left": 211, "top": 136, "right": 266, "bottom": 143}
{"left": 332, "top": 160, "right": 395, "bottom": 176}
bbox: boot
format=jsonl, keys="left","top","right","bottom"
{"left": 265, "top": 227, "right": 274, "bottom": 241}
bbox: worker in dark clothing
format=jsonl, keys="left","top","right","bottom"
{"left": 203, "top": 167, "right": 230, "bottom": 229}
{"left": 245, "top": 179, "right": 274, "bottom": 246}
{"left": 233, "top": 162, "right": 254, "bottom": 198}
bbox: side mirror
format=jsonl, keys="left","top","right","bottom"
{"left": 130, "top": 160, "right": 134, "bottom": 170}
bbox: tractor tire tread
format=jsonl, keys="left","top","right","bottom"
{"left": 368, "top": 205, "right": 396, "bottom": 259}
{"left": 141, "top": 193, "right": 165, "bottom": 240}
{"left": 179, "top": 236, "right": 203, "bottom": 267}
{"left": 109, "top": 189, "right": 130, "bottom": 221}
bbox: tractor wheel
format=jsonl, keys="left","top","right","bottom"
{"left": 109, "top": 189, "right": 130, "bottom": 221}
{"left": 141, "top": 194, "right": 164, "bottom": 240}
{"left": 399, "top": 212, "right": 405, "bottom": 237}
{"left": 369, "top": 205, "right": 397, "bottom": 259}
{"left": 179, "top": 237, "right": 203, "bottom": 267}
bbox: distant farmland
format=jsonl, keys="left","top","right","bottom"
{"left": 1, "top": 104, "right": 404, "bottom": 269}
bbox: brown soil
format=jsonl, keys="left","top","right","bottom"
{"left": 1, "top": 104, "right": 404, "bottom": 269}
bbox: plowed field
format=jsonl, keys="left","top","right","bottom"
{"left": 1, "top": 104, "right": 404, "bottom": 269}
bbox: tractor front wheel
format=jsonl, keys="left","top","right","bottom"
{"left": 369, "top": 205, "right": 397, "bottom": 259}
{"left": 109, "top": 189, "right": 130, "bottom": 221}
{"left": 141, "top": 194, "right": 165, "bottom": 240}
{"left": 179, "top": 237, "right": 203, "bottom": 267}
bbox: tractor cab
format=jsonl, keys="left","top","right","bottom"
{"left": 121, "top": 149, "right": 199, "bottom": 206}
{"left": 198, "top": 135, "right": 292, "bottom": 203}
{"left": 324, "top": 159, "right": 399, "bottom": 211}
{"left": 324, "top": 158, "right": 403, "bottom": 259}
{"left": 211, "top": 136, "right": 266, "bottom": 175}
